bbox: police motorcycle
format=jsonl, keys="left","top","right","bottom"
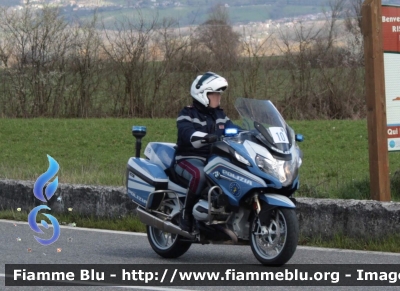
{"left": 126, "top": 97, "right": 304, "bottom": 265}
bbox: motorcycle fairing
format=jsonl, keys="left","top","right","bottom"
{"left": 204, "top": 156, "right": 267, "bottom": 206}
{"left": 227, "top": 140, "right": 284, "bottom": 188}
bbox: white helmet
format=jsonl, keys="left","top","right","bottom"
{"left": 190, "top": 72, "right": 228, "bottom": 107}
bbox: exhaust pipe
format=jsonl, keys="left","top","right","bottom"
{"left": 136, "top": 207, "right": 195, "bottom": 240}
{"left": 214, "top": 225, "right": 238, "bottom": 244}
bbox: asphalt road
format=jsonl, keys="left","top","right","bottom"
{"left": 1, "top": 219, "right": 400, "bottom": 291}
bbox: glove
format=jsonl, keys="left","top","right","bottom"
{"left": 202, "top": 134, "right": 218, "bottom": 144}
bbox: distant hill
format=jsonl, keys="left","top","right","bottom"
{"left": 0, "top": 0, "right": 399, "bottom": 27}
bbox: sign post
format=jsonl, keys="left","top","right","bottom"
{"left": 382, "top": 5, "right": 400, "bottom": 151}
{"left": 362, "top": 0, "right": 391, "bottom": 201}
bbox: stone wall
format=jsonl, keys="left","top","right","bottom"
{"left": 1, "top": 179, "right": 400, "bottom": 240}
{"left": 296, "top": 198, "right": 400, "bottom": 239}
{"left": 0, "top": 179, "right": 135, "bottom": 217}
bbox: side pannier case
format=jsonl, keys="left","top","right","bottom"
{"left": 126, "top": 158, "right": 168, "bottom": 210}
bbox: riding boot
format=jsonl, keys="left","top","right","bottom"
{"left": 179, "top": 192, "right": 197, "bottom": 232}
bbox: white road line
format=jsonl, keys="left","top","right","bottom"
{"left": 0, "top": 219, "right": 146, "bottom": 236}
{"left": 2, "top": 219, "right": 400, "bottom": 256}
{"left": 297, "top": 245, "right": 400, "bottom": 256}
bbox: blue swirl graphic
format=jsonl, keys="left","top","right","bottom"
{"left": 33, "top": 155, "right": 59, "bottom": 202}
{"left": 28, "top": 205, "right": 60, "bottom": 246}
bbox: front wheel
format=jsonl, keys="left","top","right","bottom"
{"left": 250, "top": 208, "right": 298, "bottom": 266}
{"left": 147, "top": 218, "right": 192, "bottom": 259}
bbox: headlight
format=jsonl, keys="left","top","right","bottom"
{"left": 256, "top": 154, "right": 299, "bottom": 186}
{"left": 235, "top": 151, "right": 251, "bottom": 166}
{"left": 255, "top": 154, "right": 286, "bottom": 183}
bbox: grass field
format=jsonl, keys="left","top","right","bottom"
{"left": 1, "top": 118, "right": 399, "bottom": 200}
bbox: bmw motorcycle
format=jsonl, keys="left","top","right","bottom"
{"left": 126, "top": 97, "right": 304, "bottom": 265}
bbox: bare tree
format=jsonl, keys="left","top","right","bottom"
{"left": 0, "top": 0, "right": 367, "bottom": 119}
{"left": 67, "top": 14, "right": 103, "bottom": 117}
{"left": 236, "top": 26, "right": 276, "bottom": 100}
{"left": 148, "top": 17, "right": 193, "bottom": 117}
{"left": 275, "top": 20, "right": 321, "bottom": 118}
{"left": 193, "top": 5, "right": 240, "bottom": 71}
{"left": 102, "top": 10, "right": 157, "bottom": 117}
{"left": 344, "top": 0, "right": 364, "bottom": 66}
{"left": 273, "top": 0, "right": 365, "bottom": 119}
{"left": 0, "top": 5, "right": 71, "bottom": 117}
{"left": 317, "top": 0, "right": 345, "bottom": 55}
{"left": 0, "top": 29, "right": 12, "bottom": 68}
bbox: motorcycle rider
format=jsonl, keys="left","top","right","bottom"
{"left": 174, "top": 72, "right": 241, "bottom": 232}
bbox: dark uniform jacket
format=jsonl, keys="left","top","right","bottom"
{"left": 175, "top": 100, "right": 240, "bottom": 162}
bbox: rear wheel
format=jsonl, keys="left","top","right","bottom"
{"left": 147, "top": 224, "right": 192, "bottom": 258}
{"left": 250, "top": 208, "right": 298, "bottom": 266}
{"left": 146, "top": 199, "right": 192, "bottom": 259}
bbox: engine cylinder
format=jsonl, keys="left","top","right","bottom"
{"left": 192, "top": 200, "right": 209, "bottom": 221}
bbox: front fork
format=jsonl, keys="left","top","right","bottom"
{"left": 252, "top": 194, "right": 269, "bottom": 235}
{"left": 252, "top": 194, "right": 283, "bottom": 247}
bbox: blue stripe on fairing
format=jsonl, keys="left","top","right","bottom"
{"left": 206, "top": 161, "right": 267, "bottom": 189}
{"left": 127, "top": 187, "right": 150, "bottom": 206}
{"left": 129, "top": 158, "right": 168, "bottom": 180}
{"left": 292, "top": 175, "right": 299, "bottom": 189}
{"left": 128, "top": 177, "right": 149, "bottom": 187}
{"left": 259, "top": 194, "right": 295, "bottom": 208}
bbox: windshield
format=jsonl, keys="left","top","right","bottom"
{"left": 234, "top": 98, "right": 293, "bottom": 158}
{"left": 234, "top": 98, "right": 287, "bottom": 130}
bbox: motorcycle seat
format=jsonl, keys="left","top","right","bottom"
{"left": 165, "top": 166, "right": 190, "bottom": 189}
{"left": 164, "top": 146, "right": 190, "bottom": 189}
